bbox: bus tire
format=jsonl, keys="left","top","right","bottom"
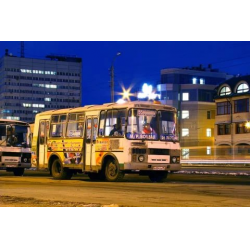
{"left": 104, "top": 159, "right": 124, "bottom": 182}
{"left": 148, "top": 172, "right": 168, "bottom": 182}
{"left": 13, "top": 168, "right": 24, "bottom": 176}
{"left": 51, "top": 159, "right": 72, "bottom": 180}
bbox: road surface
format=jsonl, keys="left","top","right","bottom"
{"left": 1, "top": 170, "right": 250, "bottom": 207}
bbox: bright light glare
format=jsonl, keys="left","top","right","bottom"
{"left": 116, "top": 84, "right": 136, "bottom": 101}
{"left": 246, "top": 122, "right": 250, "bottom": 128}
{"left": 123, "top": 91, "right": 130, "bottom": 99}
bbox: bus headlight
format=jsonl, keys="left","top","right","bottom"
{"left": 138, "top": 155, "right": 145, "bottom": 162}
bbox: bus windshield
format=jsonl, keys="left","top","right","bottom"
{"left": 0, "top": 124, "right": 31, "bottom": 147}
{"left": 126, "top": 109, "right": 178, "bottom": 141}
{"left": 158, "top": 110, "right": 178, "bottom": 142}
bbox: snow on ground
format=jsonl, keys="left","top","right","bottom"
{"left": 177, "top": 170, "right": 250, "bottom": 176}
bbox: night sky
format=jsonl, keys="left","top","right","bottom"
{"left": 1, "top": 41, "right": 250, "bottom": 106}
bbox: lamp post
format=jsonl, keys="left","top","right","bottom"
{"left": 110, "top": 52, "right": 121, "bottom": 103}
{"left": 226, "top": 97, "right": 234, "bottom": 159}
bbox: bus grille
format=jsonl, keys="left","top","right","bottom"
{"left": 149, "top": 149, "right": 169, "bottom": 155}
{"left": 132, "top": 148, "right": 146, "bottom": 154}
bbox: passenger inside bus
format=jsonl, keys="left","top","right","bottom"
{"left": 7, "top": 135, "right": 18, "bottom": 146}
{"left": 109, "top": 123, "right": 123, "bottom": 136}
{"left": 109, "top": 117, "right": 123, "bottom": 136}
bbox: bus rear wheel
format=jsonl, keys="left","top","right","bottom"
{"left": 51, "top": 159, "right": 73, "bottom": 180}
{"left": 13, "top": 168, "right": 24, "bottom": 176}
{"left": 148, "top": 172, "right": 168, "bottom": 182}
{"left": 104, "top": 159, "right": 124, "bottom": 182}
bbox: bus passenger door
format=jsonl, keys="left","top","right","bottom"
{"left": 38, "top": 120, "right": 49, "bottom": 169}
{"left": 85, "top": 117, "right": 98, "bottom": 170}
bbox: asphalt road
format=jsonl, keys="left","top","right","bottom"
{"left": 1, "top": 169, "right": 250, "bottom": 207}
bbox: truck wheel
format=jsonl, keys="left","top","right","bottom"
{"left": 104, "top": 159, "right": 124, "bottom": 182}
{"left": 13, "top": 168, "right": 24, "bottom": 176}
{"left": 51, "top": 159, "right": 72, "bottom": 180}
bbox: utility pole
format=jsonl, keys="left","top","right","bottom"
{"left": 21, "top": 41, "right": 24, "bottom": 58}
{"left": 110, "top": 64, "right": 115, "bottom": 103}
{"left": 109, "top": 52, "right": 121, "bottom": 103}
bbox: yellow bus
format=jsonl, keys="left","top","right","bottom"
{"left": 31, "top": 101, "right": 181, "bottom": 182}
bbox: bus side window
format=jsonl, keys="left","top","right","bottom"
{"left": 66, "top": 113, "right": 84, "bottom": 137}
{"left": 50, "top": 114, "right": 67, "bottom": 137}
{"left": 105, "top": 109, "right": 126, "bottom": 137}
{"left": 98, "top": 110, "right": 106, "bottom": 136}
{"left": 93, "top": 118, "right": 98, "bottom": 141}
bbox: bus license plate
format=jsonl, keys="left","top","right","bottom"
{"left": 153, "top": 166, "right": 166, "bottom": 170}
{"left": 6, "top": 165, "right": 17, "bottom": 168}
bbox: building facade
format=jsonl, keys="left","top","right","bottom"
{"left": 0, "top": 50, "right": 82, "bottom": 123}
{"left": 157, "top": 65, "right": 233, "bottom": 160}
{"left": 214, "top": 75, "right": 250, "bottom": 162}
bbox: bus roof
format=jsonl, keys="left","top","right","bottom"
{"left": 34, "top": 101, "right": 176, "bottom": 118}
{"left": 0, "top": 119, "right": 29, "bottom": 126}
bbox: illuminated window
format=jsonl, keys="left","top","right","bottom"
{"left": 182, "top": 110, "right": 189, "bottom": 119}
{"left": 206, "top": 128, "right": 211, "bottom": 137}
{"left": 200, "top": 78, "right": 205, "bottom": 84}
{"left": 236, "top": 83, "right": 249, "bottom": 93}
{"left": 182, "top": 93, "right": 189, "bottom": 101}
{"left": 45, "top": 98, "right": 51, "bottom": 101}
{"left": 182, "top": 149, "right": 189, "bottom": 159}
{"left": 219, "top": 86, "right": 231, "bottom": 96}
{"left": 45, "top": 84, "right": 57, "bottom": 88}
{"left": 192, "top": 78, "right": 197, "bottom": 84}
{"left": 23, "top": 103, "right": 31, "bottom": 107}
{"left": 182, "top": 128, "right": 189, "bottom": 137}
{"left": 6, "top": 116, "right": 20, "bottom": 120}
{"left": 207, "top": 147, "right": 211, "bottom": 155}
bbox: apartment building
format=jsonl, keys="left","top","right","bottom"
{"left": 0, "top": 50, "right": 82, "bottom": 123}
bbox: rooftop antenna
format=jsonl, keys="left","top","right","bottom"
{"left": 21, "top": 41, "right": 24, "bottom": 58}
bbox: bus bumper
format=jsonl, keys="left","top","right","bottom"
{"left": 0, "top": 163, "right": 31, "bottom": 170}
{"left": 124, "top": 162, "right": 181, "bottom": 172}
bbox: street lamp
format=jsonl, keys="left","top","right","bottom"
{"left": 110, "top": 52, "right": 121, "bottom": 103}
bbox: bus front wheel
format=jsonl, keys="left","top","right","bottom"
{"left": 51, "top": 159, "right": 73, "bottom": 180}
{"left": 104, "top": 159, "right": 124, "bottom": 182}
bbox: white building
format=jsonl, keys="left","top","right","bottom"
{"left": 0, "top": 50, "right": 82, "bottom": 122}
